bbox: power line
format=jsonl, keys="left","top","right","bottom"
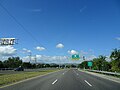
{"left": 0, "top": 3, "right": 42, "bottom": 46}
{"left": 0, "top": 3, "right": 59, "bottom": 55}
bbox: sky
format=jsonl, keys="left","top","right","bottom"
{"left": 0, "top": 0, "right": 120, "bottom": 64}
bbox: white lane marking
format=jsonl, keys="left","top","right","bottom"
{"left": 63, "top": 71, "right": 67, "bottom": 75}
{"left": 52, "top": 79, "right": 58, "bottom": 85}
{"left": 84, "top": 80, "right": 92, "bottom": 87}
{"left": 73, "top": 70, "right": 79, "bottom": 76}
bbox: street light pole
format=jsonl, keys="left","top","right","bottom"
{"left": 83, "top": 56, "right": 85, "bottom": 70}
{"left": 59, "top": 56, "right": 61, "bottom": 69}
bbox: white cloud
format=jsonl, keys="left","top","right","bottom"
{"left": 30, "top": 9, "right": 42, "bottom": 12}
{"left": 35, "top": 46, "right": 46, "bottom": 51}
{"left": 22, "top": 48, "right": 31, "bottom": 53}
{"left": 86, "top": 55, "right": 96, "bottom": 61}
{"left": 22, "top": 54, "right": 82, "bottom": 64}
{"left": 105, "top": 56, "right": 111, "bottom": 62}
{"left": 56, "top": 43, "right": 64, "bottom": 48}
{"left": 80, "top": 6, "right": 87, "bottom": 13}
{"left": 68, "top": 50, "right": 78, "bottom": 55}
{"left": 80, "top": 49, "right": 94, "bottom": 56}
{"left": 116, "top": 37, "right": 120, "bottom": 41}
{"left": 89, "top": 49, "right": 94, "bottom": 54}
{"left": 80, "top": 50, "right": 88, "bottom": 55}
{"left": 0, "top": 46, "right": 17, "bottom": 56}
{"left": 22, "top": 56, "right": 30, "bottom": 62}
{"left": 22, "top": 55, "right": 69, "bottom": 63}
{"left": 36, "top": 55, "right": 42, "bottom": 58}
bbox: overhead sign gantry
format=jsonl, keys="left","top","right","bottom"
{"left": 72, "top": 54, "right": 80, "bottom": 60}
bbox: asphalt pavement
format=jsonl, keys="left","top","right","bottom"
{"left": 1, "top": 69, "right": 120, "bottom": 90}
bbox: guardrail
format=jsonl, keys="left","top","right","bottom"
{"left": 86, "top": 69, "right": 120, "bottom": 76}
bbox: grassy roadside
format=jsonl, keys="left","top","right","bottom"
{"left": 0, "top": 69, "right": 60, "bottom": 87}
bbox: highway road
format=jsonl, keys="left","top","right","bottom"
{"left": 1, "top": 69, "right": 120, "bottom": 90}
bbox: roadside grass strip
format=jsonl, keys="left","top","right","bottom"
{"left": 0, "top": 70, "right": 59, "bottom": 87}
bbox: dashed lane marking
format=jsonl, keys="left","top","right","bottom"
{"left": 84, "top": 80, "right": 92, "bottom": 87}
{"left": 52, "top": 79, "right": 58, "bottom": 85}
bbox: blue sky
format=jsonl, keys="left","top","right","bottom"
{"left": 0, "top": 0, "right": 120, "bottom": 63}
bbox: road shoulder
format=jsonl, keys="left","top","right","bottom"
{"left": 78, "top": 69, "right": 120, "bottom": 84}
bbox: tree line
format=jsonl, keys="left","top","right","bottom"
{"left": 78, "top": 48, "right": 120, "bottom": 72}
{"left": 0, "top": 57, "right": 60, "bottom": 69}
{"left": 0, "top": 48, "right": 120, "bottom": 72}
{"left": 0, "top": 57, "right": 76, "bottom": 69}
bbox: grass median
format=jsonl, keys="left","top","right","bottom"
{"left": 0, "top": 69, "right": 60, "bottom": 87}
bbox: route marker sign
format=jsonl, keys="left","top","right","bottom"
{"left": 72, "top": 54, "right": 80, "bottom": 60}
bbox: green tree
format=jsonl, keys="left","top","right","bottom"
{"left": 110, "top": 48, "right": 120, "bottom": 72}
{"left": 0, "top": 61, "right": 4, "bottom": 68}
{"left": 22, "top": 62, "right": 32, "bottom": 68}
{"left": 45, "top": 64, "right": 50, "bottom": 67}
{"left": 3, "top": 57, "right": 22, "bottom": 68}
{"left": 92, "top": 55, "right": 109, "bottom": 71}
{"left": 78, "top": 61, "right": 89, "bottom": 69}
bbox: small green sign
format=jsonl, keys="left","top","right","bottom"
{"left": 87, "top": 61, "right": 93, "bottom": 67}
{"left": 72, "top": 54, "right": 80, "bottom": 60}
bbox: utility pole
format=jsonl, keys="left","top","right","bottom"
{"left": 29, "top": 52, "right": 32, "bottom": 63}
{"left": 34, "top": 55, "right": 37, "bottom": 64}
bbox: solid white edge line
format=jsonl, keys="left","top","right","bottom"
{"left": 84, "top": 80, "right": 92, "bottom": 87}
{"left": 52, "top": 79, "right": 58, "bottom": 85}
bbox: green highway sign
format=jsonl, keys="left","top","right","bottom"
{"left": 72, "top": 54, "right": 80, "bottom": 60}
{"left": 87, "top": 61, "right": 93, "bottom": 67}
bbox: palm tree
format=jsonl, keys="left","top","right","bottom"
{"left": 110, "top": 49, "right": 120, "bottom": 60}
{"left": 110, "top": 48, "right": 120, "bottom": 72}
